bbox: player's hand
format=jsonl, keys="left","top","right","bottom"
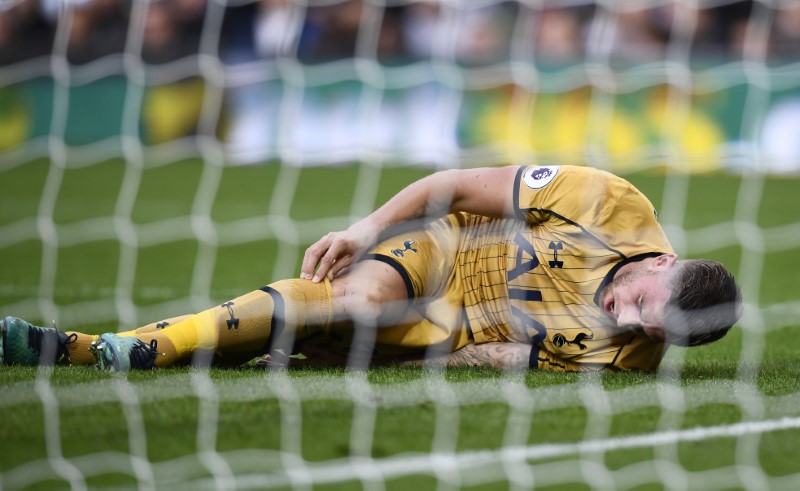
{"left": 301, "top": 222, "right": 379, "bottom": 282}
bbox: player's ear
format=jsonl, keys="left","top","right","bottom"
{"left": 651, "top": 253, "right": 678, "bottom": 271}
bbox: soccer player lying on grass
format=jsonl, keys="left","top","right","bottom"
{"left": 0, "top": 165, "right": 742, "bottom": 372}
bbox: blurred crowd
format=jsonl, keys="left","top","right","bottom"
{"left": 2, "top": 0, "right": 799, "bottom": 171}
{"left": 1, "top": 0, "right": 799, "bottom": 67}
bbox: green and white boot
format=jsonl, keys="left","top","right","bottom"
{"left": 0, "top": 316, "right": 76, "bottom": 366}
{"left": 90, "top": 333, "right": 160, "bottom": 372}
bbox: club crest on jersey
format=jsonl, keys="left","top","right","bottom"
{"left": 552, "top": 332, "right": 590, "bottom": 350}
{"left": 522, "top": 165, "right": 560, "bottom": 189}
{"left": 391, "top": 240, "right": 418, "bottom": 258}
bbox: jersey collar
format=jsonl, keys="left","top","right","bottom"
{"left": 592, "top": 252, "right": 667, "bottom": 307}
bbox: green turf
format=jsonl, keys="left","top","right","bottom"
{"left": 1, "top": 161, "right": 800, "bottom": 490}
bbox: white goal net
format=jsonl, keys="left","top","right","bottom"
{"left": 1, "top": 0, "right": 800, "bottom": 489}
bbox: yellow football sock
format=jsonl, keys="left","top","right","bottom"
{"left": 64, "top": 332, "right": 98, "bottom": 365}
{"left": 118, "top": 315, "right": 193, "bottom": 335}
{"left": 126, "top": 278, "right": 334, "bottom": 367}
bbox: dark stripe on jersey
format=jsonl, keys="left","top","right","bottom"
{"left": 509, "top": 288, "right": 543, "bottom": 301}
{"left": 592, "top": 252, "right": 665, "bottom": 307}
{"left": 260, "top": 285, "right": 285, "bottom": 353}
{"left": 528, "top": 343, "right": 540, "bottom": 369}
{"left": 513, "top": 165, "right": 525, "bottom": 222}
{"left": 462, "top": 306, "right": 475, "bottom": 340}
{"left": 362, "top": 253, "right": 415, "bottom": 300}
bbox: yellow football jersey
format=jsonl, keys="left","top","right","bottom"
{"left": 459, "top": 165, "right": 674, "bottom": 371}
{"left": 320, "top": 165, "right": 674, "bottom": 372}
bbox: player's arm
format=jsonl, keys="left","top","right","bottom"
{"left": 441, "top": 343, "right": 606, "bottom": 372}
{"left": 301, "top": 166, "right": 517, "bottom": 282}
{"left": 442, "top": 342, "right": 531, "bottom": 369}
{"left": 396, "top": 343, "right": 531, "bottom": 370}
{"left": 432, "top": 342, "right": 614, "bottom": 372}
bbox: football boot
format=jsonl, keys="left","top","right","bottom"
{"left": 0, "top": 316, "right": 76, "bottom": 366}
{"left": 90, "top": 333, "right": 160, "bottom": 372}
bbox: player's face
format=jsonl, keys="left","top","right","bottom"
{"left": 601, "top": 255, "right": 678, "bottom": 343}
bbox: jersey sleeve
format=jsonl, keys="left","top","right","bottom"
{"left": 513, "top": 165, "right": 673, "bottom": 257}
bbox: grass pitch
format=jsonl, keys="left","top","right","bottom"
{"left": 1, "top": 160, "right": 800, "bottom": 490}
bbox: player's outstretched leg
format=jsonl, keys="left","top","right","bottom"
{"left": 0, "top": 316, "right": 77, "bottom": 366}
{"left": 91, "top": 278, "right": 335, "bottom": 371}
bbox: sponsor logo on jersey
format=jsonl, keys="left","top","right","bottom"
{"left": 548, "top": 240, "right": 564, "bottom": 268}
{"left": 522, "top": 165, "right": 560, "bottom": 189}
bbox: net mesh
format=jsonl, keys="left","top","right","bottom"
{"left": 1, "top": 0, "right": 800, "bottom": 489}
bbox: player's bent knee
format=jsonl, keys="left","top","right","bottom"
{"left": 332, "top": 260, "right": 410, "bottom": 325}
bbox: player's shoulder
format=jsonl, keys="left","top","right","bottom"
{"left": 517, "top": 164, "right": 634, "bottom": 193}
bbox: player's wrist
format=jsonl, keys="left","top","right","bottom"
{"left": 352, "top": 215, "right": 385, "bottom": 242}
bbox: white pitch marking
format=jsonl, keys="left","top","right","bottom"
{"left": 272, "top": 416, "right": 800, "bottom": 485}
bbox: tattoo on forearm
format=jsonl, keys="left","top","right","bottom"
{"left": 446, "top": 343, "right": 530, "bottom": 369}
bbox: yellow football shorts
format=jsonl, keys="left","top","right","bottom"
{"left": 302, "top": 214, "right": 473, "bottom": 359}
